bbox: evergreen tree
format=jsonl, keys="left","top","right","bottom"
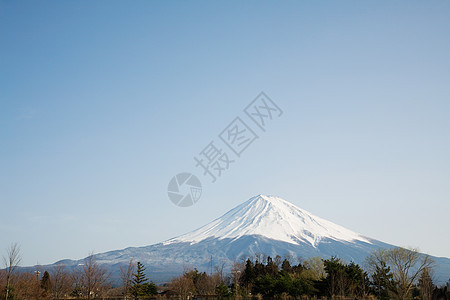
{"left": 215, "top": 282, "right": 230, "bottom": 299}
{"left": 281, "top": 259, "right": 292, "bottom": 273}
{"left": 254, "top": 260, "right": 265, "bottom": 277}
{"left": 40, "top": 271, "right": 52, "bottom": 298}
{"left": 323, "top": 258, "right": 369, "bottom": 297}
{"left": 130, "top": 262, "right": 157, "bottom": 298}
{"left": 253, "top": 273, "right": 276, "bottom": 297}
{"left": 266, "top": 256, "right": 278, "bottom": 276}
{"left": 291, "top": 261, "right": 306, "bottom": 274}
{"left": 345, "top": 261, "right": 370, "bottom": 297}
{"left": 323, "top": 256, "right": 345, "bottom": 296}
{"left": 133, "top": 262, "right": 148, "bottom": 285}
{"left": 141, "top": 282, "right": 158, "bottom": 296}
{"left": 240, "top": 259, "right": 255, "bottom": 290}
{"left": 371, "top": 261, "right": 395, "bottom": 300}
{"left": 418, "top": 268, "right": 433, "bottom": 300}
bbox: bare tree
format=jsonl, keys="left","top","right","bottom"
{"left": 2, "top": 243, "right": 22, "bottom": 300}
{"left": 231, "top": 260, "right": 244, "bottom": 296}
{"left": 170, "top": 274, "right": 195, "bottom": 300}
{"left": 71, "top": 265, "right": 84, "bottom": 298}
{"left": 120, "top": 259, "right": 135, "bottom": 299}
{"left": 366, "top": 248, "right": 398, "bottom": 299}
{"left": 388, "top": 247, "right": 434, "bottom": 300}
{"left": 192, "top": 270, "right": 216, "bottom": 296}
{"left": 80, "top": 253, "right": 109, "bottom": 299}
{"left": 0, "top": 269, "right": 6, "bottom": 289}
{"left": 50, "top": 263, "right": 73, "bottom": 299}
{"left": 214, "top": 260, "right": 227, "bottom": 284}
{"left": 11, "top": 272, "right": 36, "bottom": 300}
{"left": 253, "top": 253, "right": 267, "bottom": 264}
{"left": 282, "top": 253, "right": 297, "bottom": 266}
{"left": 365, "top": 248, "right": 388, "bottom": 273}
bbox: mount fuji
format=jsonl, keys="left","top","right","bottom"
{"left": 51, "top": 195, "right": 450, "bottom": 284}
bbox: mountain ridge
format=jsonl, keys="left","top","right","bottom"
{"left": 165, "top": 194, "right": 371, "bottom": 247}
{"left": 29, "top": 194, "right": 450, "bottom": 285}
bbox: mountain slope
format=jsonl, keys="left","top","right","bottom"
{"left": 165, "top": 195, "right": 371, "bottom": 247}
{"left": 49, "top": 194, "right": 450, "bottom": 284}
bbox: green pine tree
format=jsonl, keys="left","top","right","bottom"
{"left": 418, "top": 268, "right": 434, "bottom": 300}
{"left": 142, "top": 282, "right": 158, "bottom": 296}
{"left": 130, "top": 262, "right": 158, "bottom": 298}
{"left": 371, "top": 261, "right": 395, "bottom": 300}
{"left": 240, "top": 259, "right": 255, "bottom": 291}
{"left": 323, "top": 256, "right": 345, "bottom": 296}
{"left": 40, "top": 271, "right": 52, "bottom": 298}
{"left": 131, "top": 262, "right": 148, "bottom": 298}
{"left": 281, "top": 259, "right": 292, "bottom": 273}
{"left": 215, "top": 282, "right": 230, "bottom": 299}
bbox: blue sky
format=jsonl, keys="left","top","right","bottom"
{"left": 1, "top": 1, "right": 449, "bottom": 266}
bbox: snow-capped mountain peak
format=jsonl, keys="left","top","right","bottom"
{"left": 165, "top": 194, "right": 371, "bottom": 247}
{"left": 43, "top": 194, "right": 450, "bottom": 285}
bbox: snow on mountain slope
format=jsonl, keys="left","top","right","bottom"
{"left": 165, "top": 194, "right": 371, "bottom": 247}
{"left": 36, "top": 194, "right": 450, "bottom": 285}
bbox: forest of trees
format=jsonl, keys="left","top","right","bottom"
{"left": 1, "top": 243, "right": 449, "bottom": 300}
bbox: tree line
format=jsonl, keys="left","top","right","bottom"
{"left": 168, "top": 248, "right": 448, "bottom": 300}
{"left": 0, "top": 243, "right": 157, "bottom": 299}
{"left": 1, "top": 243, "right": 449, "bottom": 299}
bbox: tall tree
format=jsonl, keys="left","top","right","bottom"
{"left": 370, "top": 260, "right": 395, "bottom": 300}
{"left": 81, "top": 252, "right": 109, "bottom": 299}
{"left": 230, "top": 261, "right": 244, "bottom": 296}
{"left": 50, "top": 263, "right": 72, "bottom": 299}
{"left": 265, "top": 256, "right": 278, "bottom": 276}
{"left": 418, "top": 267, "right": 433, "bottom": 300}
{"left": 240, "top": 259, "right": 255, "bottom": 293}
{"left": 131, "top": 261, "right": 148, "bottom": 298}
{"left": 2, "top": 243, "right": 22, "bottom": 300}
{"left": 304, "top": 257, "right": 325, "bottom": 280}
{"left": 214, "top": 260, "right": 227, "bottom": 284}
{"left": 215, "top": 282, "right": 230, "bottom": 299}
{"left": 323, "top": 256, "right": 344, "bottom": 297}
{"left": 345, "top": 261, "right": 370, "bottom": 297}
{"left": 322, "top": 257, "right": 369, "bottom": 297}
{"left": 388, "top": 247, "right": 434, "bottom": 300}
{"left": 40, "top": 271, "right": 52, "bottom": 298}
{"left": 130, "top": 262, "right": 157, "bottom": 298}
{"left": 170, "top": 273, "right": 195, "bottom": 300}
{"left": 281, "top": 259, "right": 292, "bottom": 273}
{"left": 120, "top": 259, "right": 136, "bottom": 299}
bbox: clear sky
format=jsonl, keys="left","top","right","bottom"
{"left": 1, "top": 1, "right": 449, "bottom": 266}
